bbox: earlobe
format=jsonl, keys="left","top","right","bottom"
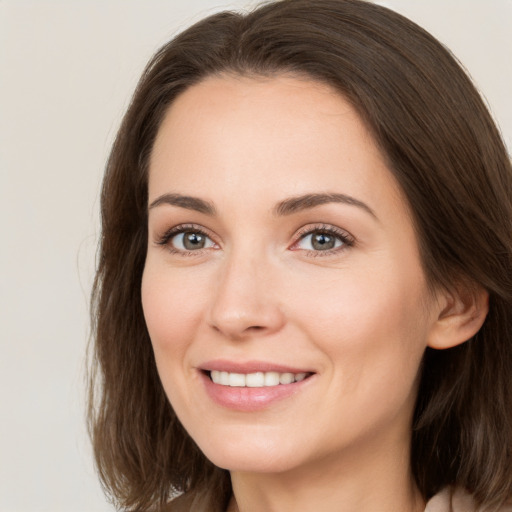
{"left": 427, "top": 284, "right": 489, "bottom": 350}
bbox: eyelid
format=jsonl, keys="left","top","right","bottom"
{"left": 290, "top": 223, "right": 355, "bottom": 255}
{"left": 155, "top": 223, "right": 219, "bottom": 255}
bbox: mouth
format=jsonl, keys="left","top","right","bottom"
{"left": 198, "top": 362, "right": 316, "bottom": 411}
{"left": 205, "top": 370, "right": 312, "bottom": 387}
{"left": 199, "top": 359, "right": 315, "bottom": 387}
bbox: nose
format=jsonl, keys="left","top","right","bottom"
{"left": 207, "top": 251, "right": 286, "bottom": 340}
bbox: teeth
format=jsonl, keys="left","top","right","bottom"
{"left": 246, "top": 372, "right": 264, "bottom": 387}
{"left": 210, "top": 370, "right": 309, "bottom": 387}
{"left": 279, "top": 372, "right": 294, "bottom": 385}
{"left": 264, "top": 371, "right": 280, "bottom": 386}
{"left": 228, "top": 373, "right": 246, "bottom": 387}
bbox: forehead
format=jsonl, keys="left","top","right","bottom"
{"left": 148, "top": 74, "right": 403, "bottom": 216}
{"left": 151, "top": 74, "right": 372, "bottom": 162}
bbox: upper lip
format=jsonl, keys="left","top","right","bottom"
{"left": 199, "top": 359, "right": 314, "bottom": 374}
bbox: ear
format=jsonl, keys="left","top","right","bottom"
{"left": 427, "top": 283, "right": 489, "bottom": 350}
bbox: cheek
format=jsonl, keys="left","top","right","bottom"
{"left": 292, "top": 261, "right": 430, "bottom": 399}
{"left": 294, "top": 257, "right": 428, "bottom": 339}
{"left": 141, "top": 262, "right": 214, "bottom": 421}
{"left": 141, "top": 263, "right": 208, "bottom": 365}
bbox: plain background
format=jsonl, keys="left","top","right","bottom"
{"left": 0, "top": 1, "right": 510, "bottom": 511}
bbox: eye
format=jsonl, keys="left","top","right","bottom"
{"left": 292, "top": 225, "right": 354, "bottom": 254}
{"left": 156, "top": 225, "right": 217, "bottom": 254}
{"left": 298, "top": 231, "right": 343, "bottom": 251}
{"left": 171, "top": 231, "right": 216, "bottom": 251}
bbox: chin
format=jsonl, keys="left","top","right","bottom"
{"left": 194, "top": 428, "right": 303, "bottom": 474}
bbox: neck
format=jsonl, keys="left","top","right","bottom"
{"left": 227, "top": 431, "right": 424, "bottom": 512}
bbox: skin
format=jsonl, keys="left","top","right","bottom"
{"left": 142, "top": 75, "right": 482, "bottom": 512}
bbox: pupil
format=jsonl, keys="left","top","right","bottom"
{"left": 183, "top": 232, "right": 205, "bottom": 250}
{"left": 312, "top": 233, "right": 334, "bottom": 250}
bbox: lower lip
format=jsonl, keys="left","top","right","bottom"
{"left": 200, "top": 371, "right": 313, "bottom": 412}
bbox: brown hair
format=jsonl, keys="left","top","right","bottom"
{"left": 88, "top": 1, "right": 512, "bottom": 510}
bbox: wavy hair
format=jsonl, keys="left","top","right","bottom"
{"left": 88, "top": 1, "right": 512, "bottom": 510}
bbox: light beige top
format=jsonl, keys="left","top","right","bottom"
{"left": 168, "top": 487, "right": 512, "bottom": 511}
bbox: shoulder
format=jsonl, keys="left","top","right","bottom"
{"left": 162, "top": 493, "right": 193, "bottom": 512}
{"left": 161, "top": 489, "right": 222, "bottom": 512}
{"left": 161, "top": 492, "right": 200, "bottom": 512}
{"left": 425, "top": 487, "right": 512, "bottom": 512}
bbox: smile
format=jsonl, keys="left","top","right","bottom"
{"left": 209, "top": 370, "right": 309, "bottom": 387}
{"left": 199, "top": 363, "right": 315, "bottom": 411}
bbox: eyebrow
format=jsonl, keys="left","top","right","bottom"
{"left": 273, "top": 193, "right": 377, "bottom": 219}
{"left": 148, "top": 192, "right": 376, "bottom": 219}
{"left": 149, "top": 193, "right": 217, "bottom": 215}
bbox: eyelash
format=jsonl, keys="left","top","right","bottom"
{"left": 292, "top": 224, "right": 355, "bottom": 256}
{"left": 155, "top": 223, "right": 354, "bottom": 257}
{"left": 156, "top": 223, "right": 215, "bottom": 256}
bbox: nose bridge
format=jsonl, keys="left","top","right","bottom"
{"left": 208, "top": 243, "right": 284, "bottom": 339}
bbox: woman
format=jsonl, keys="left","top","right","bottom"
{"left": 88, "top": 1, "right": 512, "bottom": 511}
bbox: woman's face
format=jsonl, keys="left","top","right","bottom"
{"left": 142, "top": 75, "right": 442, "bottom": 474}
